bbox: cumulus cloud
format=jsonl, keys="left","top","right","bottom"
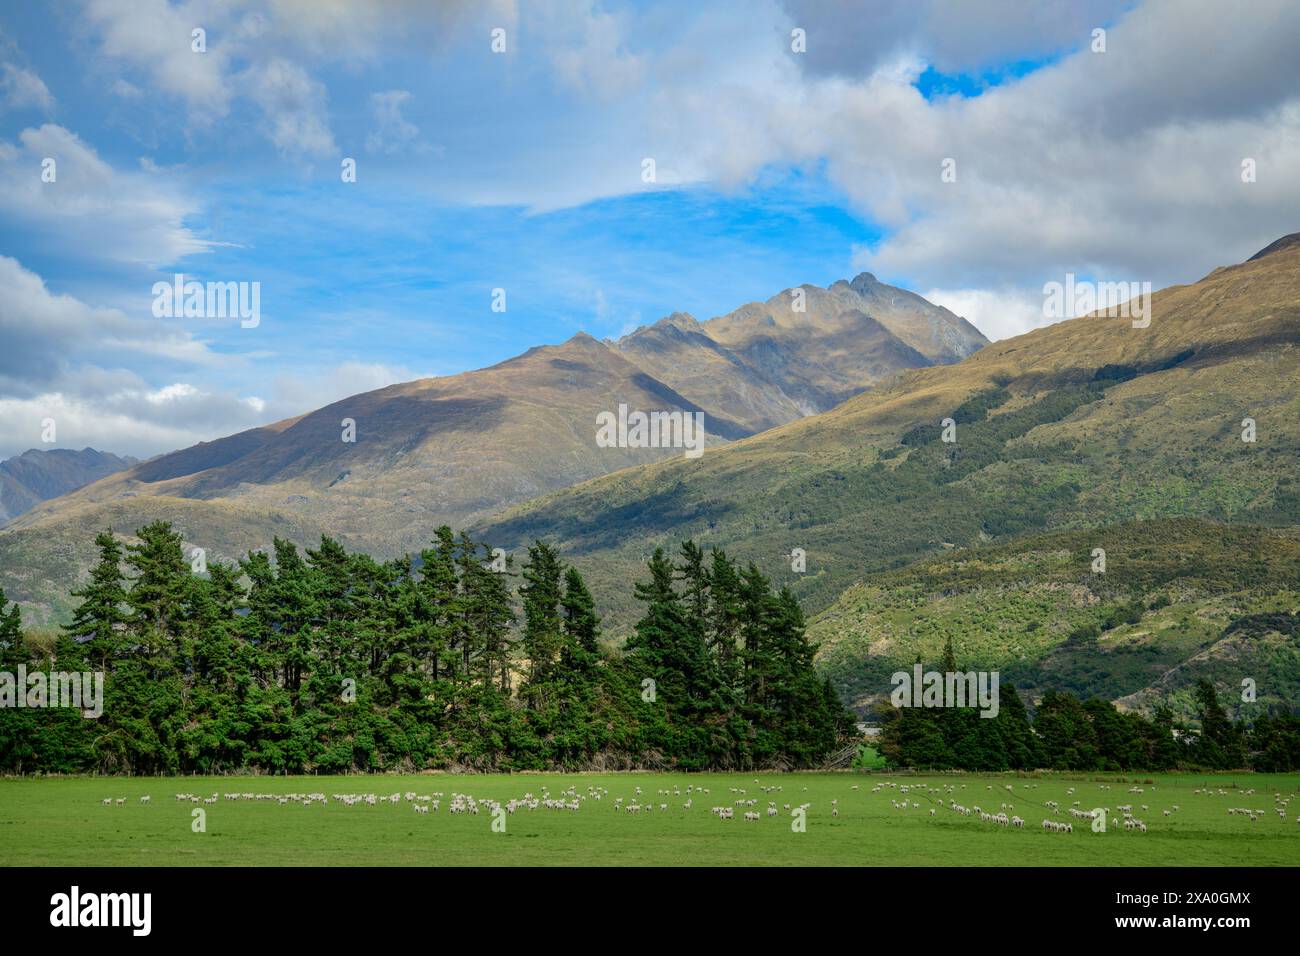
{"left": 540, "top": 0, "right": 646, "bottom": 100}
{"left": 0, "top": 124, "right": 214, "bottom": 267}
{"left": 919, "top": 286, "right": 1054, "bottom": 343}
{"left": 635, "top": 0, "right": 1300, "bottom": 336}
{"left": 0, "top": 388, "right": 267, "bottom": 461}
{"left": 0, "top": 255, "right": 217, "bottom": 397}
{"left": 242, "top": 57, "right": 336, "bottom": 157}
{"left": 0, "top": 255, "right": 272, "bottom": 458}
{"left": 828, "top": 0, "right": 1300, "bottom": 298}
{"left": 82, "top": 0, "right": 233, "bottom": 121}
{"left": 0, "top": 254, "right": 428, "bottom": 459}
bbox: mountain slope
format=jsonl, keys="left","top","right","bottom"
{"left": 476, "top": 235, "right": 1300, "bottom": 643}
{"left": 809, "top": 517, "right": 1300, "bottom": 718}
{"left": 0, "top": 448, "right": 136, "bottom": 525}
{"left": 0, "top": 273, "right": 982, "bottom": 623}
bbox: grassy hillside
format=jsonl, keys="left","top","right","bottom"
{"left": 808, "top": 518, "right": 1300, "bottom": 717}
{"left": 477, "top": 239, "right": 1300, "bottom": 648}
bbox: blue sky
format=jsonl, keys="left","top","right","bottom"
{"left": 1, "top": 0, "right": 1297, "bottom": 459}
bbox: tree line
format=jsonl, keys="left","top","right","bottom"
{"left": 0, "top": 521, "right": 853, "bottom": 774}
{"left": 878, "top": 638, "right": 1300, "bottom": 772}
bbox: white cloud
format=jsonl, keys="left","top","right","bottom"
{"left": 0, "top": 62, "right": 53, "bottom": 111}
{"left": 644, "top": 0, "right": 1300, "bottom": 336}
{"left": 270, "top": 361, "right": 422, "bottom": 415}
{"left": 0, "top": 124, "right": 214, "bottom": 267}
{"left": 779, "top": 0, "right": 1132, "bottom": 78}
{"left": 0, "top": 251, "right": 433, "bottom": 459}
{"left": 83, "top": 0, "right": 233, "bottom": 121}
{"left": 0, "top": 255, "right": 263, "bottom": 458}
{"left": 0, "top": 389, "right": 267, "bottom": 461}
{"left": 366, "top": 90, "right": 421, "bottom": 154}
{"left": 919, "top": 286, "right": 1054, "bottom": 342}
{"left": 0, "top": 255, "right": 217, "bottom": 396}
{"left": 541, "top": 1, "right": 645, "bottom": 100}
{"left": 242, "top": 57, "right": 336, "bottom": 157}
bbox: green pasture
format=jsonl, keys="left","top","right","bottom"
{"left": 1, "top": 772, "right": 1297, "bottom": 866}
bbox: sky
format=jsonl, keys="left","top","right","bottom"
{"left": 1, "top": 0, "right": 1298, "bottom": 460}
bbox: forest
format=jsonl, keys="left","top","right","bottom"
{"left": 2, "top": 520, "right": 1298, "bottom": 776}
{"left": 877, "top": 637, "right": 1300, "bottom": 772}
{"left": 0, "top": 521, "right": 852, "bottom": 774}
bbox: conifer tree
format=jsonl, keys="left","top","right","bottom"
{"left": 0, "top": 586, "right": 23, "bottom": 669}
{"left": 560, "top": 566, "right": 600, "bottom": 664}
{"left": 520, "top": 540, "right": 564, "bottom": 694}
{"left": 68, "top": 530, "right": 129, "bottom": 670}
{"left": 124, "top": 520, "right": 190, "bottom": 653}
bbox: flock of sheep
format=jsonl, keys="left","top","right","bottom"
{"left": 92, "top": 778, "right": 1300, "bottom": 835}
{"left": 866, "top": 779, "right": 1300, "bottom": 834}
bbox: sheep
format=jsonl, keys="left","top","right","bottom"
{"left": 139, "top": 795, "right": 151, "bottom": 805}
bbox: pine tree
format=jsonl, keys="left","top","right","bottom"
{"left": 124, "top": 520, "right": 190, "bottom": 654}
{"left": 68, "top": 530, "right": 129, "bottom": 670}
{"left": 0, "top": 586, "right": 35, "bottom": 772}
{"left": 520, "top": 540, "right": 564, "bottom": 694}
{"left": 705, "top": 548, "right": 743, "bottom": 689}
{"left": 416, "top": 526, "right": 461, "bottom": 683}
{"left": 0, "top": 586, "right": 23, "bottom": 669}
{"left": 457, "top": 534, "right": 514, "bottom": 692}
{"left": 560, "top": 566, "right": 600, "bottom": 662}
{"left": 1193, "top": 678, "right": 1244, "bottom": 769}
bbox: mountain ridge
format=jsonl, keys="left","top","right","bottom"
{"left": 0, "top": 447, "right": 137, "bottom": 526}
{"left": 0, "top": 271, "right": 984, "bottom": 623}
{"left": 473, "top": 234, "right": 1300, "bottom": 672}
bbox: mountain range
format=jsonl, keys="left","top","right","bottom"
{"left": 0, "top": 272, "right": 984, "bottom": 623}
{"left": 474, "top": 235, "right": 1300, "bottom": 714}
{"left": 0, "top": 448, "right": 136, "bottom": 526}
{"left": 5, "top": 235, "right": 1297, "bottom": 720}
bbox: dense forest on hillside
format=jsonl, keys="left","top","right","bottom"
{"left": 813, "top": 518, "right": 1300, "bottom": 719}
{"left": 0, "top": 522, "right": 852, "bottom": 774}
{"left": 876, "top": 638, "right": 1300, "bottom": 772}
{"left": 1, "top": 520, "right": 1297, "bottom": 775}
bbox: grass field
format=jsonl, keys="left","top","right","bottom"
{"left": 2, "top": 772, "right": 1298, "bottom": 866}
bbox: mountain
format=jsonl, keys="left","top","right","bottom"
{"left": 611, "top": 274, "right": 985, "bottom": 432}
{"left": 0, "top": 448, "right": 136, "bottom": 526}
{"left": 475, "top": 234, "right": 1300, "bottom": 700}
{"left": 0, "top": 274, "right": 982, "bottom": 623}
